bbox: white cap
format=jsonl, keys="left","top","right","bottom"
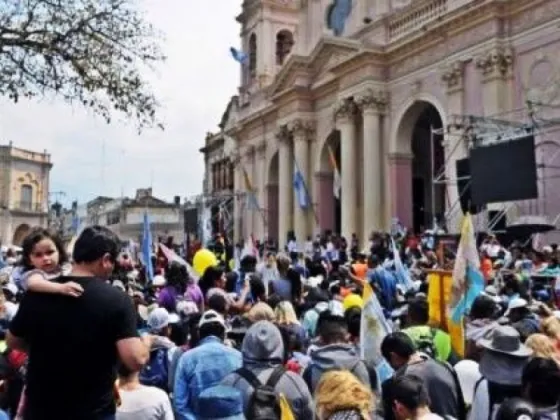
{"left": 504, "top": 297, "right": 528, "bottom": 316}
{"left": 152, "top": 275, "right": 166, "bottom": 287}
{"left": 198, "top": 310, "right": 226, "bottom": 329}
{"left": 147, "top": 307, "right": 173, "bottom": 331}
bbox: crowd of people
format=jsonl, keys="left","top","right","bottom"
{"left": 0, "top": 225, "right": 558, "bottom": 420}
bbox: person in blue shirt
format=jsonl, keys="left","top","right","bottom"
{"left": 174, "top": 310, "right": 242, "bottom": 420}
{"left": 367, "top": 255, "right": 397, "bottom": 311}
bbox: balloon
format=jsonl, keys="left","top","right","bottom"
{"left": 193, "top": 249, "right": 218, "bottom": 275}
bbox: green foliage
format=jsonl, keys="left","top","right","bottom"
{"left": 0, "top": 0, "right": 165, "bottom": 130}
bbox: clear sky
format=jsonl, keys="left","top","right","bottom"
{"left": 0, "top": 0, "right": 241, "bottom": 207}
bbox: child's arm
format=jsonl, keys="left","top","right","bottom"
{"left": 25, "top": 271, "right": 83, "bottom": 297}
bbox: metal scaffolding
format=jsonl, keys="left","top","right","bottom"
{"left": 430, "top": 101, "right": 560, "bottom": 234}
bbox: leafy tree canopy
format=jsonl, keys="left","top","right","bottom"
{"left": 0, "top": 0, "right": 165, "bottom": 130}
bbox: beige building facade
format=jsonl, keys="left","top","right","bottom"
{"left": 0, "top": 143, "right": 52, "bottom": 245}
{"left": 203, "top": 0, "right": 560, "bottom": 248}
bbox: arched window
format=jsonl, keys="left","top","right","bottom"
{"left": 20, "top": 184, "right": 33, "bottom": 210}
{"left": 276, "top": 30, "right": 294, "bottom": 65}
{"left": 248, "top": 33, "right": 257, "bottom": 79}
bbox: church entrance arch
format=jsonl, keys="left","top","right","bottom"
{"left": 317, "top": 130, "right": 341, "bottom": 235}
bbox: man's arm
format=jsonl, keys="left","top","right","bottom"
{"left": 111, "top": 293, "right": 151, "bottom": 371}
{"left": 173, "top": 354, "right": 192, "bottom": 420}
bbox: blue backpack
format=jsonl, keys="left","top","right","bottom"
{"left": 139, "top": 347, "right": 169, "bottom": 391}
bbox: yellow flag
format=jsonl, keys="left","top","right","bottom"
{"left": 279, "top": 393, "right": 295, "bottom": 420}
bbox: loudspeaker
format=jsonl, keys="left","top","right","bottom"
{"left": 174, "top": 196, "right": 181, "bottom": 206}
{"left": 455, "top": 158, "right": 481, "bottom": 215}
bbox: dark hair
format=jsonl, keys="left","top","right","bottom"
{"left": 21, "top": 228, "right": 68, "bottom": 271}
{"left": 470, "top": 295, "right": 498, "bottom": 320}
{"left": 225, "top": 272, "right": 238, "bottom": 293}
{"left": 249, "top": 274, "right": 266, "bottom": 301}
{"left": 407, "top": 296, "right": 429, "bottom": 325}
{"left": 199, "top": 322, "right": 225, "bottom": 341}
{"left": 317, "top": 311, "right": 348, "bottom": 344}
{"left": 286, "top": 267, "right": 302, "bottom": 301}
{"left": 199, "top": 266, "right": 224, "bottom": 297}
{"left": 117, "top": 362, "right": 135, "bottom": 378}
{"left": 345, "top": 306, "right": 362, "bottom": 339}
{"left": 522, "top": 357, "right": 560, "bottom": 407}
{"left": 166, "top": 262, "right": 187, "bottom": 294}
{"left": 73, "top": 226, "right": 120, "bottom": 264}
{"left": 208, "top": 293, "right": 227, "bottom": 315}
{"left": 381, "top": 332, "right": 416, "bottom": 361}
{"left": 392, "top": 374, "right": 431, "bottom": 411}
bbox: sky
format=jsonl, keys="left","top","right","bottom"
{"left": 0, "top": 0, "right": 241, "bottom": 207}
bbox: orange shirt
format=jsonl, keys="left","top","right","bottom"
{"left": 481, "top": 257, "right": 493, "bottom": 282}
{"left": 352, "top": 262, "right": 368, "bottom": 281}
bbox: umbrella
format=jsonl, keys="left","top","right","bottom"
{"left": 506, "top": 215, "right": 555, "bottom": 236}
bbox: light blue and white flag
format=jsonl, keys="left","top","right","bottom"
{"left": 142, "top": 211, "right": 154, "bottom": 283}
{"left": 293, "top": 164, "right": 309, "bottom": 209}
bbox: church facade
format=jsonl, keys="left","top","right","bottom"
{"left": 201, "top": 0, "right": 560, "bottom": 248}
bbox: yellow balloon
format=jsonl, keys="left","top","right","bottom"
{"left": 193, "top": 249, "right": 218, "bottom": 275}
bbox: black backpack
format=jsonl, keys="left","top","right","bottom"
{"left": 235, "top": 366, "right": 286, "bottom": 420}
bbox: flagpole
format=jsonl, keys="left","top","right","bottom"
{"left": 293, "top": 157, "right": 319, "bottom": 227}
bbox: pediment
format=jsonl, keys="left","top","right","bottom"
{"left": 269, "top": 37, "right": 361, "bottom": 96}
{"left": 219, "top": 96, "right": 240, "bottom": 131}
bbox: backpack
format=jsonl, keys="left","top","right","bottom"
{"left": 411, "top": 327, "right": 438, "bottom": 358}
{"left": 236, "top": 365, "right": 286, "bottom": 420}
{"left": 139, "top": 347, "right": 169, "bottom": 392}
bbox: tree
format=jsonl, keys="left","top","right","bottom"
{"left": 0, "top": 0, "right": 165, "bottom": 130}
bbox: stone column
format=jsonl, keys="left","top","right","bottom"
{"left": 232, "top": 154, "right": 242, "bottom": 243}
{"left": 441, "top": 61, "right": 468, "bottom": 233}
{"left": 289, "top": 119, "right": 314, "bottom": 247}
{"left": 244, "top": 145, "right": 255, "bottom": 239}
{"left": 334, "top": 98, "right": 358, "bottom": 242}
{"left": 277, "top": 126, "right": 292, "bottom": 249}
{"left": 255, "top": 141, "right": 267, "bottom": 241}
{"left": 357, "top": 89, "right": 387, "bottom": 243}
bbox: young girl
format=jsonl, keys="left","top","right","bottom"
{"left": 12, "top": 228, "right": 83, "bottom": 420}
{"left": 13, "top": 228, "right": 82, "bottom": 296}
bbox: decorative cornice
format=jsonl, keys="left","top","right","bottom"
{"left": 441, "top": 61, "right": 465, "bottom": 92}
{"left": 288, "top": 118, "right": 315, "bottom": 140}
{"left": 475, "top": 45, "right": 514, "bottom": 80}
{"left": 355, "top": 88, "right": 389, "bottom": 114}
{"left": 333, "top": 98, "right": 358, "bottom": 122}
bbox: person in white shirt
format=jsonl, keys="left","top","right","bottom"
{"left": 117, "top": 364, "right": 174, "bottom": 420}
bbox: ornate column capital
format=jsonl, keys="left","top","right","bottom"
{"left": 356, "top": 89, "right": 389, "bottom": 115}
{"left": 333, "top": 98, "right": 358, "bottom": 123}
{"left": 288, "top": 118, "right": 315, "bottom": 141}
{"left": 244, "top": 145, "right": 255, "bottom": 159}
{"left": 275, "top": 125, "right": 291, "bottom": 144}
{"left": 441, "top": 61, "right": 465, "bottom": 93}
{"left": 475, "top": 45, "right": 514, "bottom": 81}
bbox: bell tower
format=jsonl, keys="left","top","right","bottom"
{"left": 237, "top": 0, "right": 300, "bottom": 90}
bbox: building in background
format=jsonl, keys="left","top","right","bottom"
{"left": 201, "top": 0, "right": 560, "bottom": 248}
{"left": 0, "top": 143, "right": 52, "bottom": 245}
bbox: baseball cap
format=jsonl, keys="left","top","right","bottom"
{"left": 2, "top": 283, "right": 18, "bottom": 296}
{"left": 198, "top": 310, "right": 226, "bottom": 329}
{"left": 152, "top": 275, "right": 166, "bottom": 287}
{"left": 147, "top": 307, "right": 173, "bottom": 331}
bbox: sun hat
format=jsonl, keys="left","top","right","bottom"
{"left": 196, "top": 385, "right": 245, "bottom": 419}
{"left": 343, "top": 293, "right": 364, "bottom": 312}
{"left": 478, "top": 325, "right": 532, "bottom": 358}
{"left": 147, "top": 307, "right": 173, "bottom": 331}
{"left": 198, "top": 310, "right": 226, "bottom": 329}
{"left": 504, "top": 297, "right": 528, "bottom": 316}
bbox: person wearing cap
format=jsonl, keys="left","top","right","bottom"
{"left": 195, "top": 385, "right": 245, "bottom": 420}
{"left": 468, "top": 325, "right": 533, "bottom": 420}
{"left": 505, "top": 297, "right": 540, "bottom": 342}
{"left": 174, "top": 310, "right": 242, "bottom": 420}
{"left": 221, "top": 321, "right": 313, "bottom": 419}
{"left": 465, "top": 294, "right": 500, "bottom": 361}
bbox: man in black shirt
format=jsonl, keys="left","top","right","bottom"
{"left": 8, "top": 226, "right": 151, "bottom": 420}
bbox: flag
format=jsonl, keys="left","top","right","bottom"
{"left": 391, "top": 238, "right": 415, "bottom": 291}
{"left": 293, "top": 163, "right": 309, "bottom": 209}
{"left": 242, "top": 166, "right": 259, "bottom": 211}
{"left": 71, "top": 214, "right": 80, "bottom": 234}
{"left": 360, "top": 283, "right": 394, "bottom": 389}
{"left": 327, "top": 145, "right": 341, "bottom": 199}
{"left": 230, "top": 47, "right": 248, "bottom": 64}
{"left": 450, "top": 213, "right": 484, "bottom": 322}
{"left": 142, "top": 211, "right": 154, "bottom": 283}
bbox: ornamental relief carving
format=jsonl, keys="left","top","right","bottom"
{"left": 333, "top": 98, "right": 358, "bottom": 121}
{"left": 288, "top": 118, "right": 316, "bottom": 139}
{"left": 475, "top": 45, "right": 514, "bottom": 80}
{"left": 441, "top": 61, "right": 465, "bottom": 91}
{"left": 356, "top": 88, "right": 389, "bottom": 114}
{"left": 275, "top": 125, "right": 291, "bottom": 143}
{"left": 523, "top": 54, "right": 560, "bottom": 111}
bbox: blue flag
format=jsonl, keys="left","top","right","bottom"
{"left": 142, "top": 211, "right": 154, "bottom": 283}
{"left": 230, "top": 47, "right": 248, "bottom": 64}
{"left": 293, "top": 165, "right": 309, "bottom": 209}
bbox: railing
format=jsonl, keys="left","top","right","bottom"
{"left": 388, "top": 0, "right": 448, "bottom": 41}
{"left": 12, "top": 201, "right": 45, "bottom": 212}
